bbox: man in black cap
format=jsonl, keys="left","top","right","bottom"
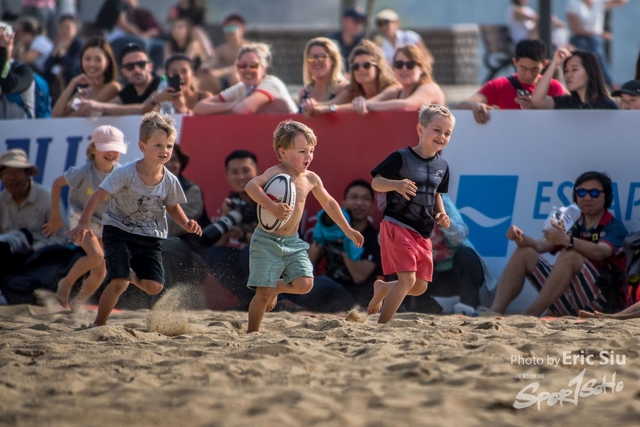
{"left": 328, "top": 6, "right": 366, "bottom": 71}
{"left": 611, "top": 80, "right": 640, "bottom": 110}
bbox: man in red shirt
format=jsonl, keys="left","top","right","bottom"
{"left": 457, "top": 39, "right": 566, "bottom": 124}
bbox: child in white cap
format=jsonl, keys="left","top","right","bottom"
{"left": 43, "top": 125, "right": 127, "bottom": 309}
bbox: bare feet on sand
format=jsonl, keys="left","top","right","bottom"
{"left": 55, "top": 278, "right": 72, "bottom": 308}
{"left": 367, "top": 280, "right": 387, "bottom": 315}
{"left": 266, "top": 293, "right": 278, "bottom": 312}
{"left": 579, "top": 310, "right": 596, "bottom": 318}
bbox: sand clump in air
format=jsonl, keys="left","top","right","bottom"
{"left": 146, "top": 284, "right": 205, "bottom": 336}
{"left": 345, "top": 307, "right": 368, "bottom": 323}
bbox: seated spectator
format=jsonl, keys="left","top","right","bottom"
{"left": 531, "top": 48, "right": 617, "bottom": 109}
{"left": 328, "top": 6, "right": 366, "bottom": 72}
{"left": 506, "top": 0, "right": 568, "bottom": 46}
{"left": 297, "top": 37, "right": 348, "bottom": 111}
{"left": 76, "top": 43, "right": 160, "bottom": 116}
{"left": 193, "top": 43, "right": 297, "bottom": 115}
{"left": 301, "top": 40, "right": 398, "bottom": 116}
{"left": 566, "top": 0, "right": 627, "bottom": 87}
{"left": 0, "top": 23, "right": 35, "bottom": 119}
{"left": 351, "top": 45, "right": 445, "bottom": 114}
{"left": 167, "top": 0, "right": 214, "bottom": 62}
{"left": 21, "top": 0, "right": 56, "bottom": 39}
{"left": 409, "top": 194, "right": 496, "bottom": 313}
{"left": 198, "top": 14, "right": 246, "bottom": 94}
{"left": 43, "top": 15, "right": 83, "bottom": 102}
{"left": 373, "top": 8, "right": 434, "bottom": 67}
{"left": 611, "top": 79, "right": 640, "bottom": 110}
{"left": 13, "top": 16, "right": 53, "bottom": 75}
{"left": 164, "top": 17, "right": 209, "bottom": 71}
{"left": 142, "top": 53, "right": 212, "bottom": 114}
{"left": 457, "top": 39, "right": 566, "bottom": 124}
{"left": 0, "top": 149, "right": 65, "bottom": 276}
{"left": 290, "top": 179, "right": 382, "bottom": 311}
{"left": 490, "top": 171, "right": 629, "bottom": 317}
{"left": 52, "top": 37, "right": 121, "bottom": 117}
{"left": 203, "top": 150, "right": 259, "bottom": 311}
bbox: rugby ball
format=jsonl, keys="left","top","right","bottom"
{"left": 257, "top": 173, "right": 296, "bottom": 232}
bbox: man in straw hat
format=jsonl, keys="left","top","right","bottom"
{"left": 0, "top": 149, "right": 66, "bottom": 270}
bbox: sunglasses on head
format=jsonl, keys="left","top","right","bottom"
{"left": 575, "top": 188, "right": 603, "bottom": 198}
{"left": 122, "top": 60, "right": 148, "bottom": 71}
{"left": 376, "top": 19, "right": 392, "bottom": 26}
{"left": 393, "top": 60, "right": 416, "bottom": 70}
{"left": 351, "top": 61, "right": 375, "bottom": 71}
{"left": 223, "top": 25, "right": 239, "bottom": 32}
{"left": 236, "top": 61, "right": 260, "bottom": 70}
{"left": 306, "top": 53, "right": 329, "bottom": 63}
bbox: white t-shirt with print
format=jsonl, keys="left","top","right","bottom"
{"left": 217, "top": 75, "right": 297, "bottom": 114}
{"left": 566, "top": 0, "right": 606, "bottom": 35}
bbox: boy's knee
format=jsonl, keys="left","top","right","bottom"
{"left": 108, "top": 279, "right": 130, "bottom": 294}
{"left": 144, "top": 281, "right": 163, "bottom": 295}
{"left": 412, "top": 280, "right": 428, "bottom": 295}
{"left": 555, "top": 249, "right": 585, "bottom": 270}
{"left": 90, "top": 264, "right": 107, "bottom": 280}
{"left": 293, "top": 277, "right": 313, "bottom": 294}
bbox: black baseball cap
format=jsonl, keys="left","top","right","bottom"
{"left": 611, "top": 80, "right": 640, "bottom": 97}
{"left": 343, "top": 6, "right": 366, "bottom": 21}
{"left": 119, "top": 43, "right": 146, "bottom": 65}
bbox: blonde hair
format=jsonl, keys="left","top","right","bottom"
{"left": 237, "top": 42, "right": 272, "bottom": 68}
{"left": 394, "top": 45, "right": 433, "bottom": 95}
{"left": 347, "top": 40, "right": 397, "bottom": 101}
{"left": 86, "top": 142, "right": 96, "bottom": 161}
{"left": 273, "top": 120, "right": 317, "bottom": 161}
{"left": 140, "top": 112, "right": 177, "bottom": 143}
{"left": 302, "top": 37, "right": 346, "bottom": 101}
{"left": 418, "top": 104, "right": 455, "bottom": 127}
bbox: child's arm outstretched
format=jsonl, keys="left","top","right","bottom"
{"left": 372, "top": 174, "right": 417, "bottom": 200}
{"left": 245, "top": 170, "right": 294, "bottom": 221}
{"left": 310, "top": 173, "right": 364, "bottom": 248}
{"left": 166, "top": 204, "right": 203, "bottom": 236}
{"left": 433, "top": 193, "right": 450, "bottom": 228}
{"left": 43, "top": 175, "right": 68, "bottom": 237}
{"left": 66, "top": 188, "right": 109, "bottom": 244}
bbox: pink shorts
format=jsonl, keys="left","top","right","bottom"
{"left": 380, "top": 220, "right": 433, "bottom": 281}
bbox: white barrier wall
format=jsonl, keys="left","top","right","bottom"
{"left": 1, "top": 111, "right": 639, "bottom": 285}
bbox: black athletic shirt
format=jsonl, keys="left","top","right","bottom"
{"left": 117, "top": 74, "right": 161, "bottom": 105}
{"left": 372, "top": 147, "right": 449, "bottom": 237}
{"left": 552, "top": 93, "right": 618, "bottom": 109}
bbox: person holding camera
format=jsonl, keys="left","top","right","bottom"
{"left": 0, "top": 22, "right": 36, "bottom": 119}
{"left": 203, "top": 150, "right": 259, "bottom": 311}
{"left": 489, "top": 171, "right": 628, "bottom": 317}
{"left": 456, "top": 39, "right": 566, "bottom": 124}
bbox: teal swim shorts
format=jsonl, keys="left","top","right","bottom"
{"left": 247, "top": 227, "right": 313, "bottom": 289}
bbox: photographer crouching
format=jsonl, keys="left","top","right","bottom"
{"left": 203, "top": 150, "right": 259, "bottom": 310}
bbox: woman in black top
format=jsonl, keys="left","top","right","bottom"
{"left": 532, "top": 48, "right": 617, "bottom": 110}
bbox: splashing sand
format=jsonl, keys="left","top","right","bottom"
{"left": 146, "top": 285, "right": 205, "bottom": 336}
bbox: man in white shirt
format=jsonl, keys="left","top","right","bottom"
{"left": 374, "top": 8, "right": 433, "bottom": 66}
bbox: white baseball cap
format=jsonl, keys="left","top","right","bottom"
{"left": 90, "top": 125, "right": 128, "bottom": 154}
{"left": 375, "top": 9, "right": 399, "bottom": 22}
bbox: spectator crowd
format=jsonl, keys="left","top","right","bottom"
{"left": 1, "top": 1, "right": 639, "bottom": 320}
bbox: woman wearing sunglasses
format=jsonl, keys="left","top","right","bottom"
{"left": 351, "top": 45, "right": 445, "bottom": 115}
{"left": 302, "top": 40, "right": 398, "bottom": 116}
{"left": 193, "top": 42, "right": 297, "bottom": 115}
{"left": 52, "top": 37, "right": 121, "bottom": 118}
{"left": 142, "top": 53, "right": 212, "bottom": 114}
{"left": 297, "top": 37, "right": 348, "bottom": 112}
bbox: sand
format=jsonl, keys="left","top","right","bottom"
{"left": 1, "top": 297, "right": 640, "bottom": 427}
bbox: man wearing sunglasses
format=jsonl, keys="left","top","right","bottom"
{"left": 489, "top": 171, "right": 629, "bottom": 318}
{"left": 457, "top": 39, "right": 566, "bottom": 124}
{"left": 75, "top": 43, "right": 160, "bottom": 116}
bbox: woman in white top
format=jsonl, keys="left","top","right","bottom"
{"left": 506, "top": 0, "right": 569, "bottom": 46}
{"left": 351, "top": 45, "right": 445, "bottom": 115}
{"left": 373, "top": 8, "right": 433, "bottom": 67}
{"left": 193, "top": 43, "right": 297, "bottom": 115}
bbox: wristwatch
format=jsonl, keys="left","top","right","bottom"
{"left": 328, "top": 104, "right": 337, "bottom": 113}
{"left": 566, "top": 235, "right": 574, "bottom": 250}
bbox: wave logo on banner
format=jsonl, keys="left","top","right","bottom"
{"left": 457, "top": 175, "right": 518, "bottom": 257}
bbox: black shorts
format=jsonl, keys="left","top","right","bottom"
{"left": 102, "top": 225, "right": 164, "bottom": 284}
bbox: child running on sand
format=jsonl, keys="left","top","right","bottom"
{"left": 367, "top": 104, "right": 453, "bottom": 323}
{"left": 244, "top": 120, "right": 364, "bottom": 333}
{"left": 68, "top": 113, "right": 202, "bottom": 326}
{"left": 43, "top": 125, "right": 127, "bottom": 309}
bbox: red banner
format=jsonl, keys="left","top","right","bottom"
{"left": 179, "top": 111, "right": 419, "bottom": 237}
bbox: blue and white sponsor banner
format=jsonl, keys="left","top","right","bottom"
{"left": 1, "top": 111, "right": 639, "bottom": 283}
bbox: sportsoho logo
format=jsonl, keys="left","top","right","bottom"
{"left": 456, "top": 175, "right": 518, "bottom": 257}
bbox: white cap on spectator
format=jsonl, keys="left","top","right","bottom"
{"left": 0, "top": 149, "right": 38, "bottom": 176}
{"left": 90, "top": 125, "right": 128, "bottom": 154}
{"left": 375, "top": 9, "right": 399, "bottom": 22}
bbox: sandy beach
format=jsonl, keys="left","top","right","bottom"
{"left": 1, "top": 289, "right": 639, "bottom": 427}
